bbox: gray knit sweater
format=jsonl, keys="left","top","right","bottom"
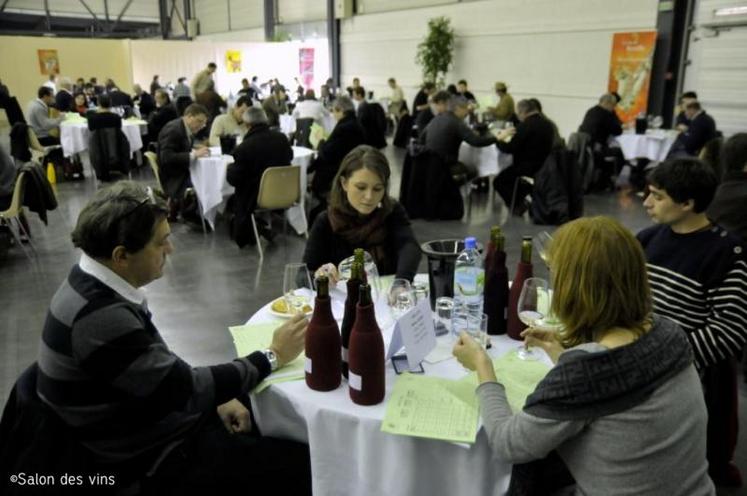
{"left": 477, "top": 324, "right": 715, "bottom": 495}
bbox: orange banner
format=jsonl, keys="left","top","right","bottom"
{"left": 607, "top": 31, "right": 657, "bottom": 124}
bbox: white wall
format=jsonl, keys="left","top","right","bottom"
{"left": 340, "top": 0, "right": 658, "bottom": 138}
{"left": 683, "top": 0, "right": 747, "bottom": 137}
{"left": 193, "top": 0, "right": 264, "bottom": 35}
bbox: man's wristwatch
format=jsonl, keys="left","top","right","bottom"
{"left": 262, "top": 349, "right": 279, "bottom": 372}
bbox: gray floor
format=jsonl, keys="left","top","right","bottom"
{"left": 1, "top": 143, "right": 744, "bottom": 494}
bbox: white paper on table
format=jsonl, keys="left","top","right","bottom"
{"left": 386, "top": 299, "right": 437, "bottom": 370}
{"left": 424, "top": 339, "right": 455, "bottom": 364}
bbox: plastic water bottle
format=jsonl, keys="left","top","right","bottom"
{"left": 453, "top": 236, "right": 485, "bottom": 317}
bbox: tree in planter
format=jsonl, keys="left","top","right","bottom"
{"left": 415, "top": 16, "right": 455, "bottom": 87}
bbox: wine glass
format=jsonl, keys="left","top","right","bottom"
{"left": 533, "top": 231, "right": 553, "bottom": 266}
{"left": 337, "top": 251, "right": 381, "bottom": 297}
{"left": 516, "top": 277, "right": 549, "bottom": 360}
{"left": 283, "top": 263, "right": 312, "bottom": 315}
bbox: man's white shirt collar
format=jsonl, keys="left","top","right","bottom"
{"left": 79, "top": 253, "right": 147, "bottom": 306}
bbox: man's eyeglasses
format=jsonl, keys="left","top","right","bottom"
{"left": 115, "top": 186, "right": 156, "bottom": 222}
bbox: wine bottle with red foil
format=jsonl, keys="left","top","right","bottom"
{"left": 341, "top": 252, "right": 365, "bottom": 379}
{"left": 507, "top": 236, "right": 534, "bottom": 340}
{"left": 348, "top": 283, "right": 385, "bottom": 405}
{"left": 305, "top": 275, "right": 342, "bottom": 391}
{"left": 484, "top": 227, "right": 509, "bottom": 335}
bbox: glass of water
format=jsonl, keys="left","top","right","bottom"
{"left": 452, "top": 312, "right": 488, "bottom": 349}
{"left": 435, "top": 296, "right": 454, "bottom": 336}
{"left": 283, "top": 263, "right": 312, "bottom": 314}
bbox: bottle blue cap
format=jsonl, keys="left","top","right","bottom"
{"left": 464, "top": 237, "right": 476, "bottom": 249}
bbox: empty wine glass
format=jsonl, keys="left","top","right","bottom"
{"left": 283, "top": 263, "right": 312, "bottom": 315}
{"left": 516, "top": 277, "right": 549, "bottom": 360}
{"left": 338, "top": 251, "right": 381, "bottom": 298}
{"left": 533, "top": 231, "right": 553, "bottom": 266}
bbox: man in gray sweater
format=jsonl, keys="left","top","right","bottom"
{"left": 26, "top": 86, "right": 64, "bottom": 145}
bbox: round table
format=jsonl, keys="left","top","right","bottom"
{"left": 613, "top": 130, "right": 677, "bottom": 162}
{"left": 189, "top": 146, "right": 316, "bottom": 233}
{"left": 458, "top": 142, "right": 513, "bottom": 178}
{"left": 247, "top": 277, "right": 516, "bottom": 496}
{"left": 280, "top": 113, "right": 336, "bottom": 136}
{"left": 59, "top": 118, "right": 147, "bottom": 158}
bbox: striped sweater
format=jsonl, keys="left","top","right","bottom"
{"left": 637, "top": 224, "right": 747, "bottom": 370}
{"left": 37, "top": 262, "right": 270, "bottom": 463}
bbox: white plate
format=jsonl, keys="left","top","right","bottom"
{"left": 268, "top": 298, "right": 313, "bottom": 319}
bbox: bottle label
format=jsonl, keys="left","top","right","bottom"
{"left": 304, "top": 357, "right": 312, "bottom": 374}
{"left": 454, "top": 268, "right": 485, "bottom": 296}
{"left": 341, "top": 347, "right": 348, "bottom": 362}
{"left": 348, "top": 371, "right": 362, "bottom": 391}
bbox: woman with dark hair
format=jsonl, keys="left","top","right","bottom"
{"left": 73, "top": 92, "right": 88, "bottom": 116}
{"left": 453, "top": 216, "right": 715, "bottom": 495}
{"left": 303, "top": 145, "right": 421, "bottom": 282}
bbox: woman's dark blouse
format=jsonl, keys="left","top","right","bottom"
{"left": 302, "top": 201, "right": 422, "bottom": 281}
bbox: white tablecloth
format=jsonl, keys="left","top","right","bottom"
{"left": 458, "top": 143, "right": 513, "bottom": 178}
{"left": 614, "top": 130, "right": 677, "bottom": 162}
{"left": 280, "top": 113, "right": 336, "bottom": 136}
{"left": 60, "top": 118, "right": 146, "bottom": 158}
{"left": 248, "top": 277, "right": 515, "bottom": 496}
{"left": 189, "top": 146, "right": 315, "bottom": 233}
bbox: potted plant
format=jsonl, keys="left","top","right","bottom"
{"left": 415, "top": 16, "right": 455, "bottom": 87}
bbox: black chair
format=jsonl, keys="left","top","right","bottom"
{"left": 293, "top": 118, "right": 314, "bottom": 148}
{"left": 89, "top": 127, "right": 131, "bottom": 181}
{"left": 400, "top": 148, "right": 463, "bottom": 221}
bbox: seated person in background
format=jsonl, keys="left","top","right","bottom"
{"left": 308, "top": 96, "right": 366, "bottom": 219}
{"left": 31, "top": 181, "right": 311, "bottom": 493}
{"left": 226, "top": 107, "right": 293, "bottom": 247}
{"left": 420, "top": 95, "right": 496, "bottom": 181}
{"left": 87, "top": 94, "right": 122, "bottom": 131}
{"left": 708, "top": 133, "right": 747, "bottom": 241}
{"left": 675, "top": 91, "right": 698, "bottom": 132}
{"left": 157, "top": 103, "right": 209, "bottom": 220}
{"left": 456, "top": 79, "right": 476, "bottom": 103}
{"left": 486, "top": 81, "right": 515, "bottom": 122}
{"left": 454, "top": 215, "right": 715, "bottom": 496}
{"left": 195, "top": 81, "right": 226, "bottom": 124}
{"left": 412, "top": 81, "right": 436, "bottom": 122}
{"left": 83, "top": 83, "right": 98, "bottom": 106}
{"left": 149, "top": 74, "right": 161, "bottom": 96}
{"left": 0, "top": 142, "right": 18, "bottom": 210}
{"left": 669, "top": 101, "right": 717, "bottom": 158}
{"left": 108, "top": 85, "right": 133, "bottom": 108}
{"left": 26, "top": 86, "right": 64, "bottom": 146}
{"left": 173, "top": 77, "right": 191, "bottom": 100}
{"left": 54, "top": 77, "right": 75, "bottom": 112}
{"left": 579, "top": 92, "right": 625, "bottom": 189}
{"left": 639, "top": 158, "right": 747, "bottom": 487}
{"left": 415, "top": 89, "right": 450, "bottom": 135}
{"left": 148, "top": 89, "right": 178, "bottom": 146}
{"left": 73, "top": 77, "right": 86, "bottom": 94}
{"left": 492, "top": 98, "right": 555, "bottom": 214}
{"left": 352, "top": 86, "right": 387, "bottom": 149}
{"left": 305, "top": 145, "right": 421, "bottom": 282}
{"left": 73, "top": 92, "right": 88, "bottom": 116}
{"left": 292, "top": 89, "right": 327, "bottom": 125}
{"left": 133, "top": 84, "right": 155, "bottom": 118}
{"left": 262, "top": 86, "right": 289, "bottom": 129}
{"left": 346, "top": 77, "right": 362, "bottom": 98}
{"left": 209, "top": 95, "right": 251, "bottom": 147}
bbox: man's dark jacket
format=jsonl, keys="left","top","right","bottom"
{"left": 157, "top": 118, "right": 193, "bottom": 199}
{"left": 148, "top": 104, "right": 178, "bottom": 142}
{"left": 309, "top": 112, "right": 365, "bottom": 196}
{"left": 54, "top": 90, "right": 74, "bottom": 112}
{"left": 676, "top": 111, "right": 717, "bottom": 156}
{"left": 707, "top": 171, "right": 747, "bottom": 241}
{"left": 227, "top": 124, "right": 293, "bottom": 247}
{"left": 578, "top": 105, "right": 622, "bottom": 146}
{"left": 496, "top": 113, "right": 555, "bottom": 176}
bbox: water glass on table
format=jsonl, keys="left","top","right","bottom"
{"left": 434, "top": 297, "right": 454, "bottom": 336}
{"left": 388, "top": 278, "right": 415, "bottom": 319}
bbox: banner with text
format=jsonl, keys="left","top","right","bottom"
{"left": 607, "top": 31, "right": 657, "bottom": 123}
